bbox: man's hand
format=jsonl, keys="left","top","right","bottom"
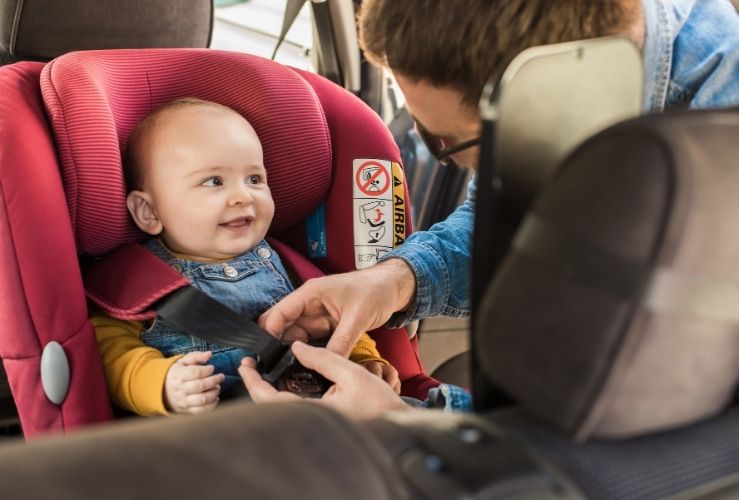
{"left": 259, "top": 259, "right": 416, "bottom": 356}
{"left": 239, "top": 342, "right": 412, "bottom": 419}
{"left": 359, "top": 360, "right": 401, "bottom": 394}
{"left": 164, "top": 351, "right": 225, "bottom": 415}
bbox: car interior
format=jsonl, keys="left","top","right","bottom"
{"left": 1, "top": 1, "right": 739, "bottom": 498}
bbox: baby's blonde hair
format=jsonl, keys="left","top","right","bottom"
{"left": 124, "top": 98, "right": 243, "bottom": 191}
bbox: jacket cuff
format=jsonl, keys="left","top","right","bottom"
{"left": 380, "top": 241, "right": 448, "bottom": 327}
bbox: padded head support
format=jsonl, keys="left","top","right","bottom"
{"left": 477, "top": 109, "right": 739, "bottom": 440}
{"left": 40, "top": 49, "right": 332, "bottom": 255}
{"left": 1, "top": 0, "right": 211, "bottom": 62}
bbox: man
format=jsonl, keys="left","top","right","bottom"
{"left": 241, "top": 0, "right": 739, "bottom": 417}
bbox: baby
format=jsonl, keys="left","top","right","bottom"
{"left": 92, "top": 98, "right": 399, "bottom": 415}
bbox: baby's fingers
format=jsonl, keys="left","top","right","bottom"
{"left": 182, "top": 373, "right": 224, "bottom": 396}
{"left": 183, "top": 387, "right": 220, "bottom": 414}
{"left": 179, "top": 351, "right": 212, "bottom": 366}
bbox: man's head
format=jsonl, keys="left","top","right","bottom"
{"left": 124, "top": 98, "right": 274, "bottom": 262}
{"left": 359, "top": 0, "right": 643, "bottom": 169}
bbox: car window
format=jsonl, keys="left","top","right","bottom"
{"left": 211, "top": 0, "right": 313, "bottom": 71}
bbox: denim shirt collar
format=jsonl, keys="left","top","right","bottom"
{"left": 642, "top": 0, "right": 697, "bottom": 111}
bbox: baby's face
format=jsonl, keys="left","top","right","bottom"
{"left": 141, "top": 107, "right": 274, "bottom": 261}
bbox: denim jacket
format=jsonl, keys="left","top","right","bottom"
{"left": 384, "top": 0, "right": 739, "bottom": 329}
{"left": 141, "top": 239, "right": 292, "bottom": 390}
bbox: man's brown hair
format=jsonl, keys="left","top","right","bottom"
{"left": 359, "top": 0, "right": 641, "bottom": 110}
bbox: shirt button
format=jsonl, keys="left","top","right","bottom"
{"left": 223, "top": 265, "right": 238, "bottom": 278}
{"left": 257, "top": 247, "right": 271, "bottom": 259}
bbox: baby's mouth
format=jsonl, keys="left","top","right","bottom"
{"left": 220, "top": 217, "right": 252, "bottom": 228}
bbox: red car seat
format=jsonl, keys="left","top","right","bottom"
{"left": 0, "top": 48, "right": 438, "bottom": 438}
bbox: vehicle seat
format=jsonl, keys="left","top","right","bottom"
{"left": 0, "top": 0, "right": 212, "bottom": 436}
{"left": 0, "top": 48, "right": 437, "bottom": 438}
{"left": 472, "top": 107, "right": 739, "bottom": 497}
{"left": 0, "top": 0, "right": 212, "bottom": 65}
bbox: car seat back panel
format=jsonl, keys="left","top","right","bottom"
{"left": 478, "top": 109, "right": 739, "bottom": 439}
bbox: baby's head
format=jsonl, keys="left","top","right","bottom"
{"left": 124, "top": 98, "right": 274, "bottom": 262}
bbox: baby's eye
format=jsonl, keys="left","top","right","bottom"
{"left": 202, "top": 177, "right": 223, "bottom": 187}
{"left": 247, "top": 175, "right": 262, "bottom": 185}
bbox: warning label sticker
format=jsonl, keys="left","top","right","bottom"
{"left": 353, "top": 159, "right": 406, "bottom": 269}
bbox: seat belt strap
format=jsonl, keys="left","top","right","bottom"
{"left": 155, "top": 287, "right": 289, "bottom": 379}
{"left": 156, "top": 286, "right": 330, "bottom": 391}
{"left": 271, "top": 0, "right": 307, "bottom": 60}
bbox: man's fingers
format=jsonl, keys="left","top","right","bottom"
{"left": 239, "top": 363, "right": 299, "bottom": 403}
{"left": 291, "top": 341, "right": 362, "bottom": 383}
{"left": 325, "top": 320, "right": 361, "bottom": 357}
{"left": 179, "top": 351, "right": 212, "bottom": 366}
{"left": 280, "top": 324, "right": 311, "bottom": 343}
{"left": 259, "top": 293, "right": 308, "bottom": 338}
{"left": 363, "top": 362, "right": 384, "bottom": 378}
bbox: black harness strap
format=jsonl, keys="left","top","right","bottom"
{"left": 155, "top": 287, "right": 291, "bottom": 384}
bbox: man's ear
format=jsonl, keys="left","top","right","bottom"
{"left": 126, "top": 191, "right": 163, "bottom": 235}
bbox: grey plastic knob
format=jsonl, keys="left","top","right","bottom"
{"left": 40, "top": 341, "right": 70, "bottom": 405}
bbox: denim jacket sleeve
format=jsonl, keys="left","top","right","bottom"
{"left": 380, "top": 177, "right": 475, "bottom": 327}
{"left": 670, "top": 0, "right": 739, "bottom": 109}
{"left": 644, "top": 0, "right": 739, "bottom": 111}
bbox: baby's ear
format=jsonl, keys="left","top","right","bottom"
{"left": 126, "top": 191, "right": 163, "bottom": 235}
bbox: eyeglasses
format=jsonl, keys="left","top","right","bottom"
{"left": 414, "top": 120, "right": 481, "bottom": 167}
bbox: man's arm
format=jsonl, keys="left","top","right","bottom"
{"left": 381, "top": 177, "right": 476, "bottom": 326}
{"left": 260, "top": 178, "right": 475, "bottom": 352}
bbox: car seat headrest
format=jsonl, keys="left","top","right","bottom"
{"left": 1, "top": 0, "right": 211, "bottom": 62}
{"left": 476, "top": 108, "right": 739, "bottom": 440}
{"left": 40, "top": 49, "right": 332, "bottom": 255}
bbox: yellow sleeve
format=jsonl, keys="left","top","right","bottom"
{"left": 348, "top": 332, "right": 389, "bottom": 365}
{"left": 91, "top": 312, "right": 181, "bottom": 416}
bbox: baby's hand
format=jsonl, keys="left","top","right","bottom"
{"left": 360, "top": 360, "right": 401, "bottom": 394}
{"left": 164, "top": 351, "right": 225, "bottom": 415}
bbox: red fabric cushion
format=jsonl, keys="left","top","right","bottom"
{"left": 41, "top": 49, "right": 332, "bottom": 256}
{"left": 0, "top": 62, "right": 112, "bottom": 436}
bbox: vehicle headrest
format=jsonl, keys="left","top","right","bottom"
{"left": 0, "top": 0, "right": 211, "bottom": 61}
{"left": 476, "top": 108, "right": 739, "bottom": 440}
{"left": 40, "top": 49, "right": 332, "bottom": 255}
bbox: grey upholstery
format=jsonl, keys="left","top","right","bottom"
{"left": 493, "top": 407, "right": 739, "bottom": 500}
{"left": 478, "top": 108, "right": 739, "bottom": 440}
{"left": 0, "top": 0, "right": 212, "bottom": 64}
{"left": 0, "top": 401, "right": 412, "bottom": 500}
{"left": 0, "top": 397, "right": 736, "bottom": 499}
